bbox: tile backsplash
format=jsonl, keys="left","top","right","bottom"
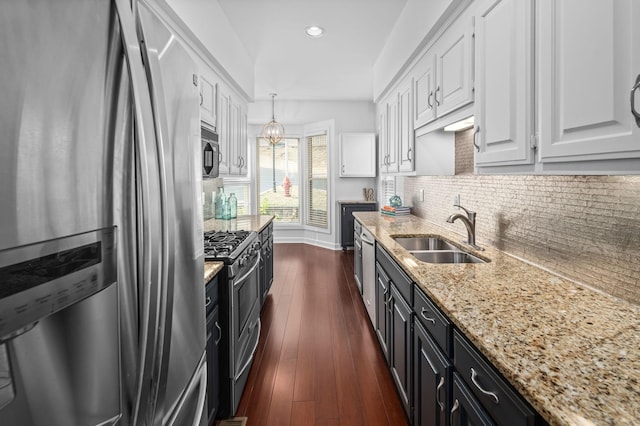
{"left": 403, "top": 133, "right": 640, "bottom": 305}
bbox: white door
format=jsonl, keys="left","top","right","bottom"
{"left": 435, "top": 16, "right": 474, "bottom": 118}
{"left": 538, "top": 0, "right": 640, "bottom": 162}
{"left": 475, "top": 0, "right": 535, "bottom": 166}
{"left": 398, "top": 81, "right": 414, "bottom": 172}
{"left": 413, "top": 53, "right": 437, "bottom": 128}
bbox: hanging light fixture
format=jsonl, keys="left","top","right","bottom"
{"left": 261, "top": 93, "right": 285, "bottom": 145}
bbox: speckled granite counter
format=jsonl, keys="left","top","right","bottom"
{"left": 354, "top": 212, "right": 640, "bottom": 426}
{"left": 203, "top": 215, "right": 274, "bottom": 284}
{"left": 203, "top": 214, "right": 274, "bottom": 234}
{"left": 204, "top": 261, "right": 224, "bottom": 284}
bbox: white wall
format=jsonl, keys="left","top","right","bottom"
{"left": 248, "top": 100, "right": 377, "bottom": 249}
{"left": 373, "top": 0, "right": 461, "bottom": 100}
{"left": 163, "top": 0, "right": 255, "bottom": 99}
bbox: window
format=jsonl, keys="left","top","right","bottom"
{"left": 256, "top": 138, "right": 300, "bottom": 223}
{"left": 380, "top": 176, "right": 396, "bottom": 207}
{"left": 305, "top": 133, "right": 328, "bottom": 229}
{"left": 222, "top": 178, "right": 251, "bottom": 215}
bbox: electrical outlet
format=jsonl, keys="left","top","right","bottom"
{"left": 454, "top": 194, "right": 460, "bottom": 207}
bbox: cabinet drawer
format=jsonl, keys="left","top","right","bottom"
{"left": 205, "top": 275, "right": 219, "bottom": 317}
{"left": 414, "top": 286, "right": 452, "bottom": 357}
{"left": 453, "top": 330, "right": 536, "bottom": 426}
{"left": 376, "top": 245, "right": 412, "bottom": 304}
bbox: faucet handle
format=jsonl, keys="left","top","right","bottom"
{"left": 453, "top": 204, "right": 475, "bottom": 219}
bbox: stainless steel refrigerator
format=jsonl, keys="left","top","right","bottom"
{"left": 0, "top": 0, "right": 207, "bottom": 425}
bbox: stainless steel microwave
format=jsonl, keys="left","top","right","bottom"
{"left": 201, "top": 123, "right": 219, "bottom": 178}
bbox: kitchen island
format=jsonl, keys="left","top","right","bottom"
{"left": 354, "top": 211, "right": 640, "bottom": 426}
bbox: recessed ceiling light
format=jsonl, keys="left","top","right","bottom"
{"left": 305, "top": 26, "right": 324, "bottom": 37}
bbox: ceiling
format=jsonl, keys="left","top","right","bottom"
{"left": 217, "top": 0, "right": 408, "bottom": 102}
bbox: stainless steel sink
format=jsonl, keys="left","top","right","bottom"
{"left": 410, "top": 250, "right": 488, "bottom": 264}
{"left": 393, "top": 236, "right": 461, "bottom": 251}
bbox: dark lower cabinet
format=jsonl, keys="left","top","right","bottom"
{"left": 375, "top": 245, "right": 413, "bottom": 419}
{"left": 260, "top": 222, "right": 274, "bottom": 305}
{"left": 413, "top": 319, "right": 452, "bottom": 426}
{"left": 390, "top": 284, "right": 412, "bottom": 415}
{"left": 451, "top": 373, "right": 495, "bottom": 426}
{"left": 205, "top": 275, "right": 221, "bottom": 423}
{"left": 339, "top": 202, "right": 376, "bottom": 250}
{"left": 372, "top": 245, "right": 543, "bottom": 426}
{"left": 375, "top": 262, "right": 390, "bottom": 362}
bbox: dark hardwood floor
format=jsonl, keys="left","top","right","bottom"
{"left": 234, "top": 243, "right": 408, "bottom": 426}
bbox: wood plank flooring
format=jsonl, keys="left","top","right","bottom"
{"left": 233, "top": 243, "right": 409, "bottom": 426}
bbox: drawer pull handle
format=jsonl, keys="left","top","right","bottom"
{"left": 205, "top": 296, "right": 212, "bottom": 307}
{"left": 436, "top": 376, "right": 445, "bottom": 412}
{"left": 450, "top": 399, "right": 459, "bottom": 425}
{"left": 214, "top": 321, "right": 222, "bottom": 345}
{"left": 420, "top": 307, "right": 436, "bottom": 324}
{"left": 471, "top": 367, "right": 499, "bottom": 404}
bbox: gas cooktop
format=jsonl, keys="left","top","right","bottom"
{"left": 203, "top": 230, "right": 257, "bottom": 263}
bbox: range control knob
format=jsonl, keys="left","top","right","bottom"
{"left": 239, "top": 255, "right": 248, "bottom": 267}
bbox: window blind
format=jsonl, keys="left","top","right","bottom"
{"left": 380, "top": 176, "right": 396, "bottom": 207}
{"left": 305, "top": 133, "right": 328, "bottom": 229}
{"left": 222, "top": 178, "right": 251, "bottom": 216}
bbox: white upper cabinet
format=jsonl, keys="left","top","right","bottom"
{"left": 414, "top": 54, "right": 437, "bottom": 128}
{"left": 199, "top": 75, "right": 216, "bottom": 128}
{"left": 474, "top": 0, "right": 535, "bottom": 166}
{"left": 380, "top": 95, "right": 399, "bottom": 174}
{"left": 218, "top": 88, "right": 230, "bottom": 175}
{"left": 411, "top": 14, "right": 474, "bottom": 131}
{"left": 435, "top": 15, "right": 474, "bottom": 118}
{"left": 398, "top": 79, "right": 415, "bottom": 172}
{"left": 340, "top": 133, "right": 377, "bottom": 177}
{"left": 537, "top": 0, "right": 640, "bottom": 164}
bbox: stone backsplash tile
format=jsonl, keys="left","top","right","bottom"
{"left": 404, "top": 172, "right": 640, "bottom": 305}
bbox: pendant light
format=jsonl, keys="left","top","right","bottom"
{"left": 261, "top": 93, "right": 285, "bottom": 145}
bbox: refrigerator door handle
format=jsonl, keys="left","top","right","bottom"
{"left": 136, "top": 1, "right": 180, "bottom": 417}
{"left": 114, "top": 0, "right": 165, "bottom": 423}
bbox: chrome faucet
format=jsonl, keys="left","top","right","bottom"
{"left": 446, "top": 204, "right": 483, "bottom": 250}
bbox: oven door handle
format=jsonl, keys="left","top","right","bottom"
{"left": 234, "top": 319, "right": 261, "bottom": 381}
{"left": 233, "top": 253, "right": 261, "bottom": 288}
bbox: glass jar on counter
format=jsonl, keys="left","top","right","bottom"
{"left": 228, "top": 193, "right": 237, "bottom": 219}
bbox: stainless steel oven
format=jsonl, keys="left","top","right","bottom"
{"left": 228, "top": 249, "right": 261, "bottom": 413}
{"left": 203, "top": 230, "right": 261, "bottom": 418}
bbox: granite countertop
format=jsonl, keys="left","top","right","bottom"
{"left": 203, "top": 215, "right": 275, "bottom": 284}
{"left": 353, "top": 211, "right": 640, "bottom": 426}
{"left": 204, "top": 261, "right": 224, "bottom": 284}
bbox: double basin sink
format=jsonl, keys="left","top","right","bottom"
{"left": 392, "top": 235, "right": 489, "bottom": 264}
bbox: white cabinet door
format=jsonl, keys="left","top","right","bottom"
{"left": 340, "top": 133, "right": 376, "bottom": 177}
{"left": 398, "top": 81, "right": 415, "bottom": 172}
{"left": 413, "top": 54, "right": 437, "bottom": 128}
{"left": 538, "top": 0, "right": 640, "bottom": 163}
{"left": 435, "top": 15, "right": 474, "bottom": 118}
{"left": 239, "top": 108, "right": 248, "bottom": 175}
{"left": 217, "top": 89, "right": 230, "bottom": 175}
{"left": 378, "top": 105, "right": 388, "bottom": 173}
{"left": 475, "top": 0, "right": 535, "bottom": 166}
{"left": 386, "top": 97, "right": 399, "bottom": 173}
{"left": 199, "top": 75, "right": 216, "bottom": 128}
